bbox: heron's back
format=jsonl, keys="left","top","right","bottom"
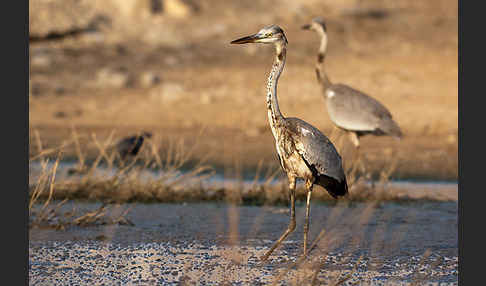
{"left": 326, "top": 84, "right": 401, "bottom": 137}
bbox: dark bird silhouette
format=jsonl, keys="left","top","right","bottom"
{"left": 115, "top": 131, "right": 152, "bottom": 160}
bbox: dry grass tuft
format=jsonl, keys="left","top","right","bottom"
{"left": 29, "top": 127, "right": 454, "bottom": 205}
{"left": 30, "top": 128, "right": 216, "bottom": 204}
{"left": 30, "top": 128, "right": 456, "bottom": 210}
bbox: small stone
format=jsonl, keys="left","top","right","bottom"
{"left": 55, "top": 86, "right": 66, "bottom": 95}
{"left": 163, "top": 0, "right": 193, "bottom": 18}
{"left": 139, "top": 71, "right": 161, "bottom": 88}
{"left": 31, "top": 83, "right": 42, "bottom": 96}
{"left": 164, "top": 56, "right": 179, "bottom": 66}
{"left": 150, "top": 83, "right": 184, "bottom": 102}
{"left": 54, "top": 111, "right": 67, "bottom": 118}
{"left": 95, "top": 235, "right": 108, "bottom": 241}
{"left": 31, "top": 54, "right": 52, "bottom": 68}
{"left": 200, "top": 94, "right": 212, "bottom": 104}
{"left": 96, "top": 68, "right": 130, "bottom": 88}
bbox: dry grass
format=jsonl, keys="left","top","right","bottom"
{"left": 29, "top": 128, "right": 215, "bottom": 203}
{"left": 28, "top": 155, "right": 134, "bottom": 230}
{"left": 29, "top": 127, "right": 455, "bottom": 206}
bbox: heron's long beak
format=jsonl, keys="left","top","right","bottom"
{"left": 301, "top": 24, "right": 311, "bottom": 30}
{"left": 230, "top": 33, "right": 260, "bottom": 44}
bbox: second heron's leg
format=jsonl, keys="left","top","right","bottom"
{"left": 349, "top": 132, "right": 368, "bottom": 176}
{"left": 260, "top": 177, "right": 297, "bottom": 261}
{"left": 303, "top": 181, "right": 313, "bottom": 255}
{"left": 348, "top": 131, "right": 360, "bottom": 149}
{"left": 332, "top": 127, "right": 345, "bottom": 151}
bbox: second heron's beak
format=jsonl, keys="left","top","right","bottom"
{"left": 230, "top": 33, "right": 260, "bottom": 44}
{"left": 301, "top": 24, "right": 311, "bottom": 30}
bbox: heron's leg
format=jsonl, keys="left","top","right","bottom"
{"left": 260, "top": 176, "right": 296, "bottom": 262}
{"left": 348, "top": 131, "right": 360, "bottom": 149}
{"left": 315, "top": 66, "right": 322, "bottom": 83}
{"left": 332, "top": 126, "right": 343, "bottom": 145}
{"left": 303, "top": 181, "right": 313, "bottom": 256}
{"left": 348, "top": 132, "right": 368, "bottom": 176}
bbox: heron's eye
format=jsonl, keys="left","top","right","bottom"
{"left": 266, "top": 32, "right": 273, "bottom": 37}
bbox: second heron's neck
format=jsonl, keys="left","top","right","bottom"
{"left": 266, "top": 44, "right": 286, "bottom": 133}
{"left": 316, "top": 32, "right": 332, "bottom": 92}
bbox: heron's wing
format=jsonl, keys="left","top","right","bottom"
{"left": 286, "top": 118, "right": 345, "bottom": 182}
{"left": 327, "top": 84, "right": 394, "bottom": 131}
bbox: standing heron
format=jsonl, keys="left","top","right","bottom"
{"left": 115, "top": 131, "right": 152, "bottom": 161}
{"left": 231, "top": 25, "right": 348, "bottom": 261}
{"left": 302, "top": 17, "right": 402, "bottom": 148}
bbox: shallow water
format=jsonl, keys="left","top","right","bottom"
{"left": 29, "top": 201, "right": 458, "bottom": 284}
{"left": 29, "top": 161, "right": 458, "bottom": 284}
{"left": 30, "top": 201, "right": 458, "bottom": 256}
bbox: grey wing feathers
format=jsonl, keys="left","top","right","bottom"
{"left": 330, "top": 84, "right": 392, "bottom": 117}
{"left": 286, "top": 118, "right": 346, "bottom": 183}
{"left": 327, "top": 84, "right": 401, "bottom": 137}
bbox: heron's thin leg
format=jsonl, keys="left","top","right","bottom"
{"left": 335, "top": 127, "right": 344, "bottom": 148}
{"left": 354, "top": 144, "right": 370, "bottom": 181}
{"left": 348, "top": 131, "right": 360, "bottom": 149}
{"left": 260, "top": 177, "right": 296, "bottom": 261}
{"left": 348, "top": 132, "right": 368, "bottom": 178}
{"left": 303, "top": 181, "right": 313, "bottom": 256}
{"left": 329, "top": 126, "right": 341, "bottom": 148}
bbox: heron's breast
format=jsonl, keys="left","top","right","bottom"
{"left": 282, "top": 151, "right": 313, "bottom": 180}
{"left": 276, "top": 141, "right": 312, "bottom": 180}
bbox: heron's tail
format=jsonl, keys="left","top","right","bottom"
{"left": 317, "top": 174, "right": 348, "bottom": 199}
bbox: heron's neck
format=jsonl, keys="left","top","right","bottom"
{"left": 266, "top": 44, "right": 286, "bottom": 133}
{"left": 315, "top": 31, "right": 332, "bottom": 92}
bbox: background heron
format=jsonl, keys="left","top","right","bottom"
{"left": 231, "top": 25, "right": 348, "bottom": 261}
{"left": 302, "top": 17, "right": 402, "bottom": 149}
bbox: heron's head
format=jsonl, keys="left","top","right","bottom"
{"left": 230, "top": 25, "right": 288, "bottom": 46}
{"left": 301, "top": 17, "right": 327, "bottom": 34}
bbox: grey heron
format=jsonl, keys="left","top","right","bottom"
{"left": 302, "top": 17, "right": 402, "bottom": 148}
{"left": 231, "top": 25, "right": 348, "bottom": 261}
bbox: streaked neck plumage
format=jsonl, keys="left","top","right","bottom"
{"left": 266, "top": 42, "right": 286, "bottom": 137}
{"left": 315, "top": 29, "right": 332, "bottom": 93}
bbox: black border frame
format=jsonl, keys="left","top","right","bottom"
{"left": 5, "top": 0, "right": 29, "bottom": 284}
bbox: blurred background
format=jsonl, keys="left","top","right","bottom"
{"left": 29, "top": 0, "right": 458, "bottom": 181}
